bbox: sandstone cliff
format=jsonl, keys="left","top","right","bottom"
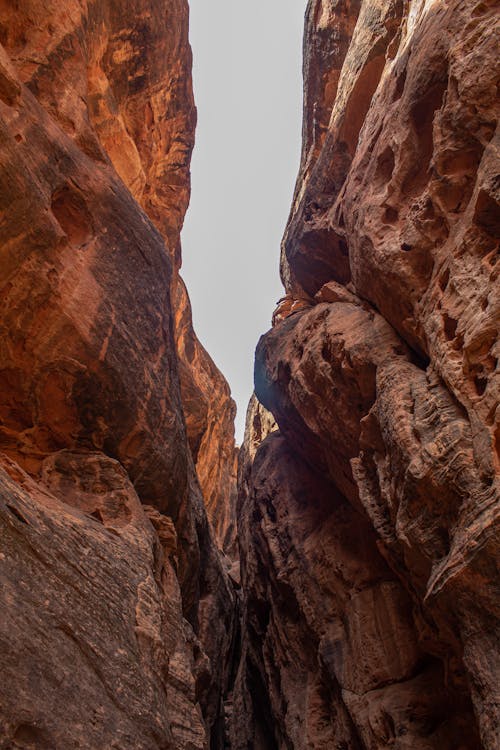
{"left": 235, "top": 1, "right": 499, "bottom": 749}
{"left": 0, "top": 1, "right": 236, "bottom": 747}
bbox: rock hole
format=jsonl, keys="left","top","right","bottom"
{"left": 51, "top": 185, "right": 92, "bottom": 246}
{"left": 13, "top": 723, "right": 49, "bottom": 747}
{"left": 251, "top": 508, "right": 262, "bottom": 524}
{"left": 248, "top": 597, "right": 271, "bottom": 636}
{"left": 392, "top": 68, "right": 406, "bottom": 102}
{"left": 473, "top": 187, "right": 500, "bottom": 240}
{"left": 6, "top": 504, "right": 29, "bottom": 524}
{"left": 474, "top": 374, "right": 487, "bottom": 396}
{"left": 436, "top": 143, "right": 486, "bottom": 213}
{"left": 376, "top": 146, "right": 395, "bottom": 184}
{"left": 410, "top": 350, "right": 431, "bottom": 371}
{"left": 15, "top": 133, "right": 23, "bottom": 142}
{"left": 383, "top": 711, "right": 396, "bottom": 740}
{"left": 443, "top": 313, "right": 458, "bottom": 341}
{"left": 90, "top": 508, "right": 105, "bottom": 524}
{"left": 393, "top": 345, "right": 407, "bottom": 357}
{"left": 403, "top": 78, "right": 447, "bottom": 196}
{"left": 341, "top": 54, "right": 386, "bottom": 156}
{"left": 294, "top": 227, "right": 351, "bottom": 294}
{"left": 481, "top": 297, "right": 488, "bottom": 311}
{"left": 401, "top": 242, "right": 412, "bottom": 252}
{"left": 274, "top": 578, "right": 301, "bottom": 623}
{"left": 145, "top": 101, "right": 154, "bottom": 128}
{"left": 383, "top": 206, "right": 398, "bottom": 224}
{"left": 245, "top": 656, "right": 277, "bottom": 748}
{"left": 472, "top": 1, "right": 496, "bottom": 17}
{"left": 487, "top": 250, "right": 498, "bottom": 266}
{"left": 439, "top": 268, "right": 450, "bottom": 291}
{"left": 436, "top": 526, "right": 451, "bottom": 557}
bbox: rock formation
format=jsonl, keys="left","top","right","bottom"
{"left": 235, "top": 1, "right": 499, "bottom": 749}
{"left": 174, "top": 278, "right": 239, "bottom": 559}
{"left": 1, "top": 0, "right": 498, "bottom": 748}
{"left": 0, "top": 0, "right": 237, "bottom": 747}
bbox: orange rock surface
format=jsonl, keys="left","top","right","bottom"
{"left": 235, "top": 1, "right": 499, "bottom": 748}
{"left": 0, "top": 0, "right": 236, "bottom": 746}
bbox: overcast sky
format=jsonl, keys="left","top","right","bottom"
{"left": 181, "top": 0, "right": 306, "bottom": 443}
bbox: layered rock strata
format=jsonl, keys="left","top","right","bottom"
{"left": 0, "top": 1, "right": 236, "bottom": 747}
{"left": 235, "top": 1, "right": 499, "bottom": 749}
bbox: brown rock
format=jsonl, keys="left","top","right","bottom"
{"left": 174, "top": 276, "right": 239, "bottom": 558}
{"left": 233, "top": 432, "right": 481, "bottom": 749}
{"left": 272, "top": 295, "right": 314, "bottom": 326}
{"left": 314, "top": 280, "right": 359, "bottom": 305}
{"left": 0, "top": 1, "right": 237, "bottom": 747}
{"left": 256, "top": 299, "right": 411, "bottom": 504}
{"left": 0, "top": 453, "right": 206, "bottom": 749}
{"left": 235, "top": 1, "right": 500, "bottom": 748}
{"left": 0, "top": 0, "right": 237, "bottom": 561}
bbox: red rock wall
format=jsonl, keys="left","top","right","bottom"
{"left": 235, "top": 1, "right": 499, "bottom": 748}
{"left": 0, "top": 1, "right": 236, "bottom": 747}
{"left": 174, "top": 276, "right": 239, "bottom": 559}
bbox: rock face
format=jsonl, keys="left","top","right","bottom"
{"left": 235, "top": 2, "right": 499, "bottom": 749}
{"left": 174, "top": 277, "right": 239, "bottom": 558}
{"left": 0, "top": 1, "right": 236, "bottom": 747}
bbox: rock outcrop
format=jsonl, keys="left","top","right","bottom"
{"left": 0, "top": 1, "right": 236, "bottom": 747}
{"left": 236, "top": 1, "right": 499, "bottom": 749}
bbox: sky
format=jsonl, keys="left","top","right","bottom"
{"left": 181, "top": 1, "right": 306, "bottom": 443}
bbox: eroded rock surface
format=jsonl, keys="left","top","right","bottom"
{"left": 174, "top": 276, "right": 239, "bottom": 559}
{"left": 235, "top": 1, "right": 499, "bottom": 748}
{"left": 0, "top": 1, "right": 236, "bottom": 747}
{"left": 1, "top": 453, "right": 207, "bottom": 749}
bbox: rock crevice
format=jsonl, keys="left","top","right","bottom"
{"left": 0, "top": 1, "right": 498, "bottom": 749}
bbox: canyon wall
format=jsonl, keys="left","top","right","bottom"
{"left": 0, "top": 1, "right": 237, "bottom": 747}
{"left": 235, "top": 1, "right": 499, "bottom": 749}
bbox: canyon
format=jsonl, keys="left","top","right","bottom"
{"left": 0, "top": 1, "right": 498, "bottom": 749}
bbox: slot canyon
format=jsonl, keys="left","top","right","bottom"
{"left": 0, "top": 0, "right": 498, "bottom": 748}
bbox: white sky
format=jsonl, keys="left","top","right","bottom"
{"left": 181, "top": 0, "right": 306, "bottom": 443}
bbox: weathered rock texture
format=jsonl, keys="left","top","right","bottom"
{"left": 235, "top": 1, "right": 499, "bottom": 749}
{"left": 0, "top": 1, "right": 236, "bottom": 747}
{"left": 174, "top": 278, "right": 239, "bottom": 559}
